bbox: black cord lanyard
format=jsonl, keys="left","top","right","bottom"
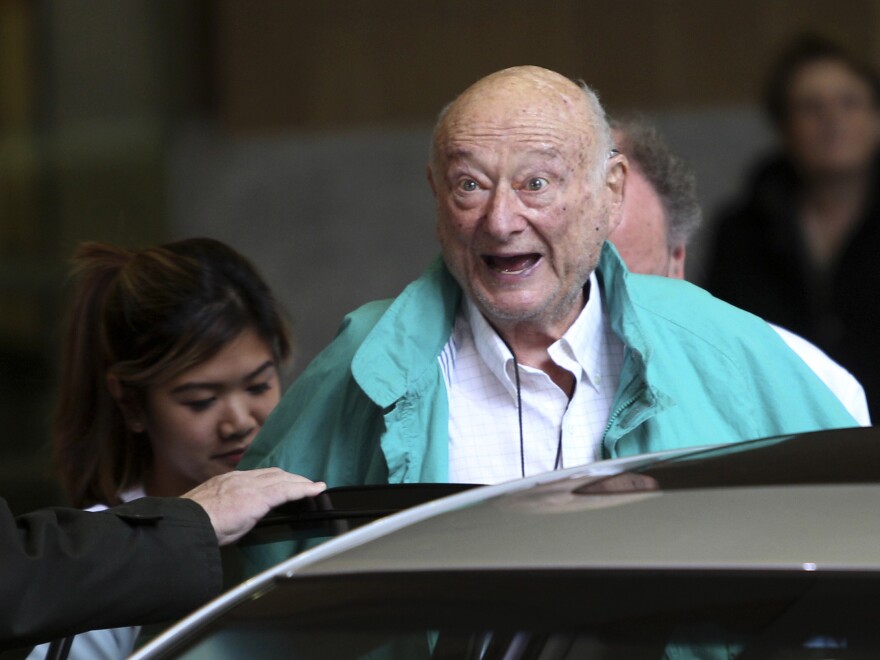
{"left": 508, "top": 348, "right": 526, "bottom": 478}
{"left": 502, "top": 281, "right": 588, "bottom": 478}
{"left": 504, "top": 344, "right": 564, "bottom": 479}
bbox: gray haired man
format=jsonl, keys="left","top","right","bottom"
{"left": 609, "top": 117, "right": 869, "bottom": 424}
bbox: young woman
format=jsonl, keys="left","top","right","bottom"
{"left": 30, "top": 237, "right": 294, "bottom": 659}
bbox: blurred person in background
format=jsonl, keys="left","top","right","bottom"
{"left": 610, "top": 116, "right": 869, "bottom": 425}
{"left": 705, "top": 35, "right": 880, "bottom": 418}
{"left": 27, "top": 237, "right": 306, "bottom": 659}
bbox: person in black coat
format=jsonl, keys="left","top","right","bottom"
{"left": 706, "top": 35, "right": 880, "bottom": 419}
{"left": 1, "top": 468, "right": 324, "bottom": 650}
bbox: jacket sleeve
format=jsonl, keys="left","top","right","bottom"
{"left": 0, "top": 496, "right": 222, "bottom": 649}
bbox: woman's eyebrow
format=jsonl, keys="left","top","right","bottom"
{"left": 169, "top": 360, "right": 275, "bottom": 395}
{"left": 170, "top": 381, "right": 222, "bottom": 395}
{"left": 244, "top": 360, "right": 275, "bottom": 381}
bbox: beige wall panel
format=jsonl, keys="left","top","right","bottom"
{"left": 214, "top": 0, "right": 880, "bottom": 131}
{"left": 0, "top": 0, "right": 33, "bottom": 128}
{"left": 216, "top": 0, "right": 619, "bottom": 130}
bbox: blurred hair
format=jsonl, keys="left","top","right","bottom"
{"left": 54, "top": 237, "right": 291, "bottom": 508}
{"left": 612, "top": 116, "right": 703, "bottom": 248}
{"left": 765, "top": 34, "right": 880, "bottom": 129}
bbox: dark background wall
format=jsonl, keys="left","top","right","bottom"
{"left": 2, "top": 0, "right": 879, "bottom": 511}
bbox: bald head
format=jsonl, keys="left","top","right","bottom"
{"left": 431, "top": 66, "right": 612, "bottom": 183}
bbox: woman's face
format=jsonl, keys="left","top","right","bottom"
{"left": 785, "top": 59, "right": 880, "bottom": 176}
{"left": 140, "top": 326, "right": 281, "bottom": 496}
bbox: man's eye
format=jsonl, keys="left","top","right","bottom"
{"left": 526, "top": 177, "right": 548, "bottom": 191}
{"left": 458, "top": 179, "right": 478, "bottom": 192}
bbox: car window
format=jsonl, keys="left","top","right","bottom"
{"left": 152, "top": 570, "right": 880, "bottom": 659}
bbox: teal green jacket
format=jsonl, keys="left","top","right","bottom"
{"left": 241, "top": 244, "right": 855, "bottom": 484}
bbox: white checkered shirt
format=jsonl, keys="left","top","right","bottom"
{"left": 440, "top": 272, "right": 625, "bottom": 484}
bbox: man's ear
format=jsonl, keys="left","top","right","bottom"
{"left": 427, "top": 164, "right": 438, "bottom": 197}
{"left": 605, "top": 153, "right": 628, "bottom": 234}
{"left": 106, "top": 374, "right": 146, "bottom": 434}
{"left": 667, "top": 244, "right": 687, "bottom": 280}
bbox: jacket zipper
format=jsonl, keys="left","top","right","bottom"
{"left": 602, "top": 394, "right": 639, "bottom": 456}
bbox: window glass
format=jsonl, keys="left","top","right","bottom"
{"left": 162, "top": 570, "right": 880, "bottom": 659}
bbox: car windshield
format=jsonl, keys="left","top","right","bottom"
{"left": 156, "top": 569, "right": 880, "bottom": 659}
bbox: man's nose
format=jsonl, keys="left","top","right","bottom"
{"left": 483, "top": 187, "right": 524, "bottom": 239}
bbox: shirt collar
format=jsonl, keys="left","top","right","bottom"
{"left": 462, "top": 296, "right": 518, "bottom": 399}
{"left": 550, "top": 271, "right": 606, "bottom": 393}
{"left": 463, "top": 271, "right": 606, "bottom": 399}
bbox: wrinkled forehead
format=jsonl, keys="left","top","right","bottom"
{"left": 435, "top": 69, "right": 597, "bottom": 161}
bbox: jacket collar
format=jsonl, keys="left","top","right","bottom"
{"left": 598, "top": 242, "right": 674, "bottom": 435}
{"left": 351, "top": 244, "right": 673, "bottom": 425}
{"left": 352, "top": 256, "right": 461, "bottom": 408}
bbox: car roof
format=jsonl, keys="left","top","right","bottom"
{"left": 300, "top": 426, "right": 880, "bottom": 575}
{"left": 132, "top": 443, "right": 691, "bottom": 659}
{"left": 131, "top": 426, "right": 879, "bottom": 659}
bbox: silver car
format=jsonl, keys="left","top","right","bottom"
{"left": 133, "top": 426, "right": 880, "bottom": 659}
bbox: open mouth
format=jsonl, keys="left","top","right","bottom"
{"left": 483, "top": 253, "right": 541, "bottom": 275}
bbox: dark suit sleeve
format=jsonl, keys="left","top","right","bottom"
{"left": 0, "top": 496, "right": 222, "bottom": 649}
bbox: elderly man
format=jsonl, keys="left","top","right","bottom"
{"left": 242, "top": 66, "right": 854, "bottom": 488}
{"left": 609, "top": 117, "right": 869, "bottom": 425}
